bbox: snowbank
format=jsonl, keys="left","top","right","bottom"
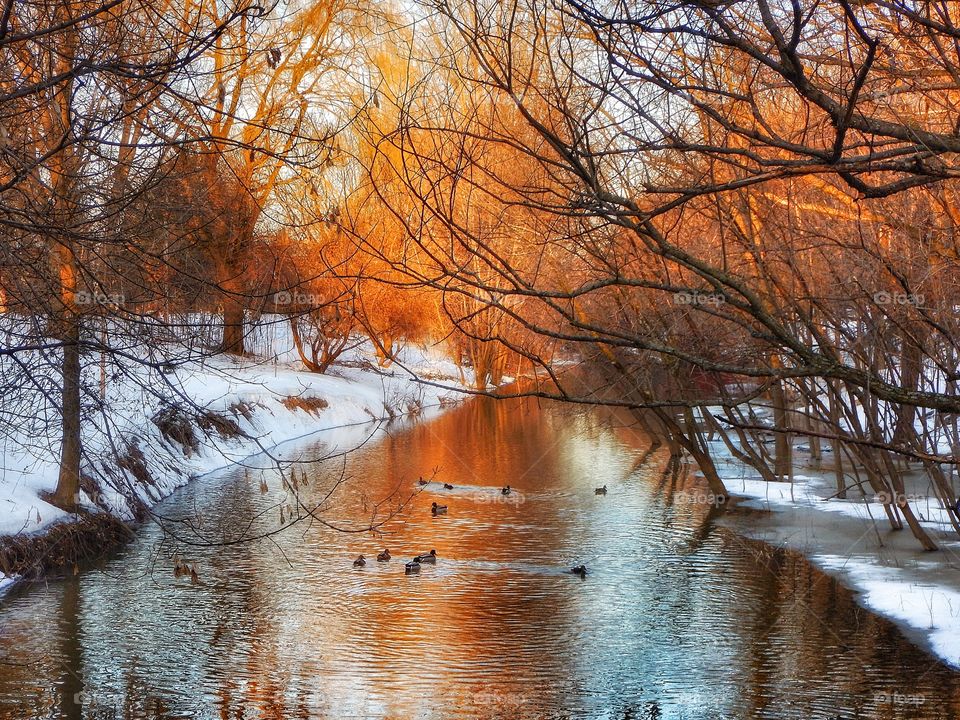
{"left": 702, "top": 422, "right": 960, "bottom": 668}
{"left": 0, "top": 332, "right": 468, "bottom": 594}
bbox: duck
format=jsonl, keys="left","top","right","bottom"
{"left": 377, "top": 549, "right": 391, "bottom": 562}
{"left": 418, "top": 477, "right": 429, "bottom": 486}
{"left": 353, "top": 555, "right": 366, "bottom": 567}
{"left": 595, "top": 485, "right": 607, "bottom": 495}
{"left": 501, "top": 485, "right": 511, "bottom": 495}
{"left": 431, "top": 502, "right": 448, "bottom": 515}
{"left": 173, "top": 555, "right": 185, "bottom": 578}
{"left": 443, "top": 483, "right": 454, "bottom": 490}
{"left": 415, "top": 549, "right": 437, "bottom": 564}
{"left": 173, "top": 555, "right": 192, "bottom": 578}
{"left": 405, "top": 560, "right": 421, "bottom": 574}
{"left": 568, "top": 564, "right": 587, "bottom": 578}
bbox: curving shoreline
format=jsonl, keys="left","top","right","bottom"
{"left": 0, "top": 343, "right": 467, "bottom": 596}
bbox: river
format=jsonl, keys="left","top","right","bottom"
{"left": 0, "top": 396, "right": 958, "bottom": 719}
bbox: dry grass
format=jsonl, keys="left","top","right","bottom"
{"left": 0, "top": 514, "right": 133, "bottom": 579}
{"left": 281, "top": 395, "right": 329, "bottom": 414}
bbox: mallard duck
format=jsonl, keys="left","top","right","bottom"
{"left": 443, "top": 483, "right": 454, "bottom": 490}
{"left": 431, "top": 502, "right": 447, "bottom": 515}
{"left": 377, "top": 549, "right": 391, "bottom": 562}
{"left": 405, "top": 560, "right": 421, "bottom": 574}
{"left": 173, "top": 555, "right": 187, "bottom": 578}
{"left": 415, "top": 549, "right": 437, "bottom": 564}
{"left": 418, "top": 477, "right": 429, "bottom": 486}
{"left": 501, "top": 485, "right": 511, "bottom": 495}
{"left": 353, "top": 555, "right": 366, "bottom": 567}
{"left": 569, "top": 564, "right": 587, "bottom": 578}
{"left": 595, "top": 485, "right": 607, "bottom": 495}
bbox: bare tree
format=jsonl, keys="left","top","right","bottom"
{"left": 339, "top": 0, "right": 960, "bottom": 546}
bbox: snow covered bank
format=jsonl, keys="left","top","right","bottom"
{"left": 700, "top": 427, "right": 960, "bottom": 668}
{"left": 0, "top": 335, "right": 467, "bottom": 594}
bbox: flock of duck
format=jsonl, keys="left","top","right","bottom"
{"left": 352, "top": 548, "right": 437, "bottom": 574}
{"left": 350, "top": 476, "right": 609, "bottom": 578}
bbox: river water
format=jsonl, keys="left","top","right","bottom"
{"left": 1, "top": 396, "right": 958, "bottom": 719}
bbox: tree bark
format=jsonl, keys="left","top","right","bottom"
{"left": 221, "top": 300, "right": 246, "bottom": 355}
{"left": 771, "top": 380, "right": 792, "bottom": 481}
{"left": 51, "top": 314, "right": 81, "bottom": 511}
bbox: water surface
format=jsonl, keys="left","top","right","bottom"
{"left": 1, "top": 397, "right": 958, "bottom": 719}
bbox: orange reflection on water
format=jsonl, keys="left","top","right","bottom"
{"left": 0, "top": 397, "right": 959, "bottom": 719}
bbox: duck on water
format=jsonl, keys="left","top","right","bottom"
{"left": 415, "top": 549, "right": 437, "bottom": 564}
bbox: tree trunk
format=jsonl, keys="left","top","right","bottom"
{"left": 828, "top": 383, "right": 846, "bottom": 498}
{"left": 893, "top": 330, "right": 923, "bottom": 445}
{"left": 374, "top": 334, "right": 395, "bottom": 367}
{"left": 771, "top": 381, "right": 792, "bottom": 481}
{"left": 706, "top": 410, "right": 778, "bottom": 483}
{"left": 631, "top": 409, "right": 663, "bottom": 450}
{"left": 221, "top": 300, "right": 246, "bottom": 355}
{"left": 50, "top": 315, "right": 82, "bottom": 511}
{"left": 289, "top": 315, "right": 320, "bottom": 372}
{"left": 655, "top": 408, "right": 729, "bottom": 500}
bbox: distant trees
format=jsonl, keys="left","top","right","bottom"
{"left": 0, "top": 0, "right": 275, "bottom": 509}
{"left": 340, "top": 0, "right": 960, "bottom": 546}
{"left": 0, "top": 0, "right": 373, "bottom": 509}
{"left": 157, "top": 0, "right": 370, "bottom": 355}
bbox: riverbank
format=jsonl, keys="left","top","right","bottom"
{"left": 0, "top": 338, "right": 467, "bottom": 592}
{"left": 689, "top": 421, "right": 960, "bottom": 669}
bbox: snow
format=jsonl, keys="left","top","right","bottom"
{"left": 815, "top": 555, "right": 960, "bottom": 667}
{"left": 0, "top": 575, "right": 14, "bottom": 599}
{"left": 0, "top": 325, "right": 470, "bottom": 591}
{"left": 707, "top": 428, "right": 960, "bottom": 668}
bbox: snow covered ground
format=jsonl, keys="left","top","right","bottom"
{"left": 0, "top": 325, "right": 468, "bottom": 594}
{"left": 700, "top": 423, "right": 960, "bottom": 668}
